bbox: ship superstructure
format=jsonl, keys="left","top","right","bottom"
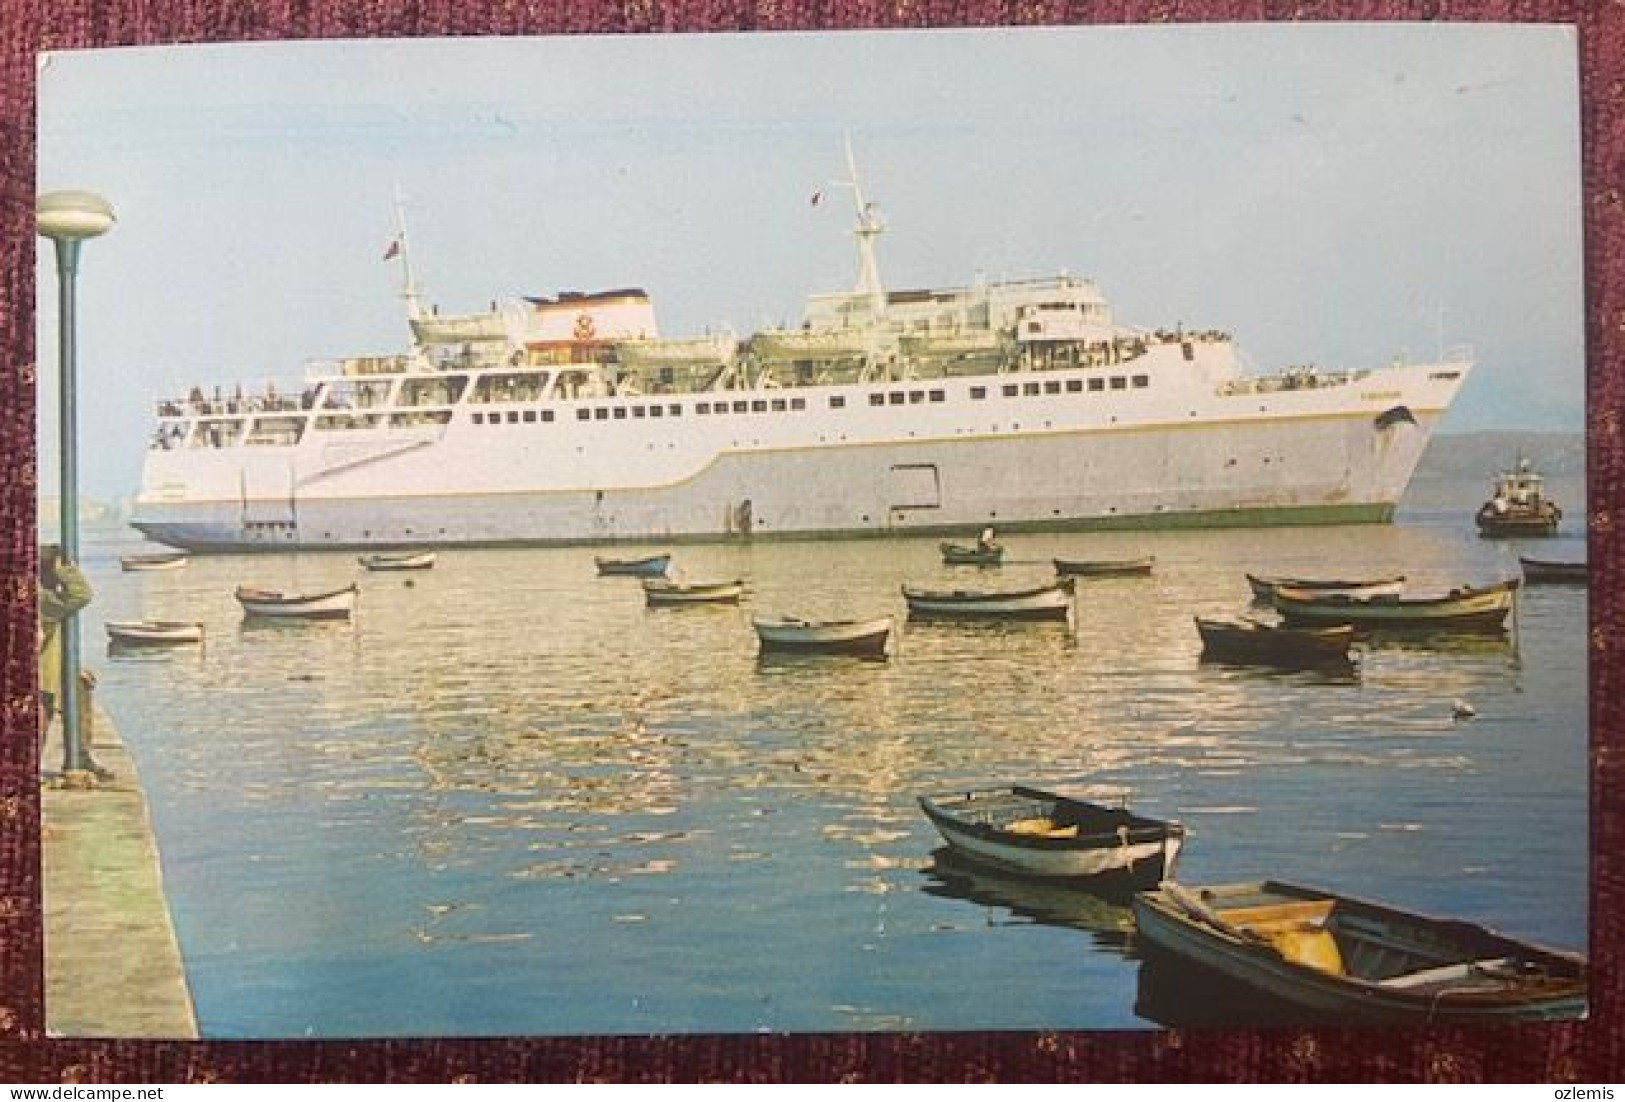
{"left": 131, "top": 158, "right": 1472, "bottom": 552}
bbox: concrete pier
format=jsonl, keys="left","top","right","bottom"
{"left": 41, "top": 698, "right": 198, "bottom": 1038}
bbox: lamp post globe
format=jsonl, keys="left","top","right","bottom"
{"left": 37, "top": 189, "right": 115, "bottom": 783}
{"left": 36, "top": 190, "right": 116, "bottom": 242}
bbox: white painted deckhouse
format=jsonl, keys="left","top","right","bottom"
{"left": 132, "top": 156, "right": 1472, "bottom": 552}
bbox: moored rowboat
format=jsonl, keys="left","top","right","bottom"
{"left": 918, "top": 785, "right": 1183, "bottom": 888}
{"left": 642, "top": 578, "right": 744, "bottom": 605}
{"left": 358, "top": 551, "right": 437, "bottom": 571}
{"left": 940, "top": 541, "right": 1003, "bottom": 566}
{"left": 234, "top": 583, "right": 359, "bottom": 620}
{"left": 752, "top": 615, "right": 894, "bottom": 656}
{"left": 1245, "top": 573, "right": 1405, "bottom": 601}
{"left": 1270, "top": 578, "right": 1518, "bottom": 631}
{"left": 1519, "top": 556, "right": 1588, "bottom": 585}
{"left": 105, "top": 620, "right": 205, "bottom": 646}
{"left": 120, "top": 552, "right": 189, "bottom": 572}
{"left": 902, "top": 578, "right": 1074, "bottom": 620}
{"left": 595, "top": 553, "right": 672, "bottom": 577}
{"left": 1132, "top": 879, "right": 1587, "bottom": 1024}
{"left": 1054, "top": 556, "right": 1154, "bottom": 577}
{"left": 1195, "top": 617, "right": 1355, "bottom": 667}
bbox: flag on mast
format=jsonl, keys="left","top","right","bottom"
{"left": 383, "top": 237, "right": 402, "bottom": 261}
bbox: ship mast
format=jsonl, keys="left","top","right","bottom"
{"left": 839, "top": 133, "right": 886, "bottom": 319}
{"left": 392, "top": 187, "right": 426, "bottom": 324}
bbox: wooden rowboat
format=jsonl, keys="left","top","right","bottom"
{"left": 105, "top": 620, "right": 205, "bottom": 646}
{"left": 1271, "top": 578, "right": 1518, "bottom": 632}
{"left": 1054, "top": 556, "right": 1154, "bottom": 577}
{"left": 1519, "top": 556, "right": 1588, "bottom": 585}
{"left": 357, "top": 551, "right": 436, "bottom": 571}
{"left": 1245, "top": 573, "right": 1405, "bottom": 601}
{"left": 234, "top": 583, "right": 359, "bottom": 620}
{"left": 595, "top": 553, "right": 672, "bottom": 577}
{"left": 751, "top": 615, "right": 894, "bottom": 657}
{"left": 940, "top": 541, "right": 1003, "bottom": 566}
{"left": 902, "top": 578, "right": 1074, "bottom": 621}
{"left": 1195, "top": 617, "right": 1355, "bottom": 667}
{"left": 120, "top": 552, "right": 189, "bottom": 572}
{"left": 918, "top": 785, "right": 1183, "bottom": 888}
{"left": 1133, "top": 879, "right": 1586, "bottom": 1024}
{"left": 642, "top": 578, "right": 744, "bottom": 606}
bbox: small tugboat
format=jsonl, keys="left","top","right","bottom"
{"left": 1475, "top": 457, "right": 1562, "bottom": 537}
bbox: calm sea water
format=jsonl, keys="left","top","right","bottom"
{"left": 77, "top": 476, "right": 1588, "bottom": 1037}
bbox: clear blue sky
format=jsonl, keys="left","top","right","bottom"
{"left": 36, "top": 24, "right": 1583, "bottom": 501}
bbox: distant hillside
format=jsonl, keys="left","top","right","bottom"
{"left": 1415, "top": 430, "right": 1584, "bottom": 481}
{"left": 1407, "top": 430, "right": 1586, "bottom": 515}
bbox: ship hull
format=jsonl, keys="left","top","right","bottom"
{"left": 132, "top": 354, "right": 1464, "bottom": 552}
{"left": 131, "top": 411, "right": 1432, "bottom": 551}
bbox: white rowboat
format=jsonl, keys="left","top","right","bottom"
{"left": 235, "top": 583, "right": 359, "bottom": 620}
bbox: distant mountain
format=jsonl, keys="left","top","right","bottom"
{"left": 1416, "top": 430, "right": 1585, "bottom": 481}
{"left": 1407, "top": 429, "right": 1586, "bottom": 515}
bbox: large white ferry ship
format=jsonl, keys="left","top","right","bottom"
{"left": 131, "top": 160, "right": 1472, "bottom": 552}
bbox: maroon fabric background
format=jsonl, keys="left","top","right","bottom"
{"left": 0, "top": 0, "right": 1618, "bottom": 1083}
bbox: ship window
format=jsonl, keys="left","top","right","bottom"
{"left": 1111, "top": 376, "right": 1127, "bottom": 390}
{"left": 595, "top": 408, "right": 610, "bottom": 420}
{"left": 929, "top": 390, "right": 945, "bottom": 402}
{"left": 889, "top": 392, "right": 905, "bottom": 405}
{"left": 771, "top": 399, "right": 787, "bottom": 412}
{"left": 613, "top": 407, "right": 627, "bottom": 420}
{"left": 970, "top": 387, "right": 987, "bottom": 400}
{"left": 471, "top": 412, "right": 484, "bottom": 424}
{"left": 489, "top": 417, "right": 502, "bottom": 428}
{"left": 752, "top": 400, "right": 768, "bottom": 413}
{"left": 1024, "top": 382, "right": 1040, "bottom": 396}
{"left": 507, "top": 411, "right": 520, "bottom": 423}
{"left": 650, "top": 405, "right": 664, "bottom": 418}
{"left": 869, "top": 394, "right": 885, "bottom": 407}
{"left": 542, "top": 410, "right": 554, "bottom": 422}
{"left": 733, "top": 401, "right": 749, "bottom": 413}
{"left": 909, "top": 390, "right": 924, "bottom": 404}
{"left": 1002, "top": 384, "right": 1018, "bottom": 397}
{"left": 1066, "top": 380, "right": 1083, "bottom": 393}
{"left": 668, "top": 404, "right": 682, "bottom": 417}
{"left": 1132, "top": 375, "right": 1149, "bottom": 388}
{"left": 1088, "top": 378, "right": 1106, "bottom": 392}
{"left": 523, "top": 410, "right": 537, "bottom": 423}
{"left": 633, "top": 405, "right": 646, "bottom": 418}
{"left": 1044, "top": 381, "right": 1061, "bottom": 395}
{"left": 791, "top": 397, "right": 805, "bottom": 410}
{"left": 577, "top": 409, "right": 591, "bottom": 421}
{"left": 697, "top": 402, "right": 711, "bottom": 414}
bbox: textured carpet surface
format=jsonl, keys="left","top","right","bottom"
{"left": 0, "top": 0, "right": 1619, "bottom": 1082}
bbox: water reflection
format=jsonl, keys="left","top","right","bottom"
{"left": 920, "top": 849, "right": 1135, "bottom": 954}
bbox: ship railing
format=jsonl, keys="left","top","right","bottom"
{"left": 1441, "top": 343, "right": 1474, "bottom": 365}
{"left": 154, "top": 394, "right": 308, "bottom": 418}
{"left": 1218, "top": 367, "right": 1368, "bottom": 397}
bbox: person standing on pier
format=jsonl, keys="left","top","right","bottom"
{"left": 38, "top": 545, "right": 109, "bottom": 779}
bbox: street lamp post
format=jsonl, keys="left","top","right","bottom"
{"left": 37, "top": 190, "right": 115, "bottom": 780}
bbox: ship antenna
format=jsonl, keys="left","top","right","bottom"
{"left": 838, "top": 132, "right": 885, "bottom": 316}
